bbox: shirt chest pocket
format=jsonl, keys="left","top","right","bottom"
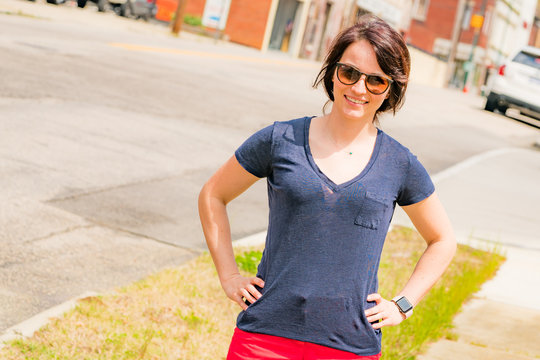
{"left": 354, "top": 191, "right": 391, "bottom": 230}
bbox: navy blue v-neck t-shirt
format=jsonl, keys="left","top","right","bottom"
{"left": 234, "top": 116, "right": 434, "bottom": 356}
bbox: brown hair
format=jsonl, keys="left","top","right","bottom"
{"left": 313, "top": 14, "right": 411, "bottom": 120}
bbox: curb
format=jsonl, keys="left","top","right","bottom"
{"left": 232, "top": 231, "right": 266, "bottom": 248}
{"left": 0, "top": 233, "right": 269, "bottom": 348}
{"left": 0, "top": 292, "right": 97, "bottom": 349}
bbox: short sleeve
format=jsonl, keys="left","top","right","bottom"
{"left": 234, "top": 124, "right": 274, "bottom": 178}
{"left": 396, "top": 151, "right": 435, "bottom": 206}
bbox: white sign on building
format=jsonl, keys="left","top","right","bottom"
{"left": 202, "top": 0, "right": 232, "bottom": 30}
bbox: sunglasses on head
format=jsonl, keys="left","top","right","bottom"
{"left": 335, "top": 62, "right": 393, "bottom": 95}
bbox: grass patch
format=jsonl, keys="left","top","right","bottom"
{"left": 0, "top": 10, "right": 47, "bottom": 19}
{"left": 235, "top": 250, "right": 263, "bottom": 274}
{"left": 380, "top": 227, "right": 504, "bottom": 359}
{"left": 0, "top": 227, "right": 504, "bottom": 359}
{"left": 183, "top": 14, "right": 202, "bottom": 27}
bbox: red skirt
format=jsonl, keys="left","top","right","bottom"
{"left": 227, "top": 328, "right": 382, "bottom": 360}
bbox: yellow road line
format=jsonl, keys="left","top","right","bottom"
{"left": 109, "top": 43, "right": 320, "bottom": 68}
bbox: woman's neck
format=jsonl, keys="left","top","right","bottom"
{"left": 324, "top": 112, "right": 377, "bottom": 148}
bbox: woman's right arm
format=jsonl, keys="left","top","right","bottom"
{"left": 198, "top": 155, "right": 266, "bottom": 310}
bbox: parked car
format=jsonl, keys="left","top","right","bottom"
{"left": 484, "top": 46, "right": 540, "bottom": 119}
{"left": 77, "top": 0, "right": 107, "bottom": 12}
{"left": 110, "top": 0, "right": 156, "bottom": 19}
{"left": 76, "top": 0, "right": 155, "bottom": 18}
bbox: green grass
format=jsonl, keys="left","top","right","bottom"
{"left": 380, "top": 228, "right": 504, "bottom": 359}
{"left": 183, "top": 14, "right": 202, "bottom": 27}
{"left": 0, "top": 227, "right": 504, "bottom": 360}
{"left": 235, "top": 250, "right": 263, "bottom": 274}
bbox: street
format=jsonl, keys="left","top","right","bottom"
{"left": 1, "top": 0, "right": 539, "bottom": 334}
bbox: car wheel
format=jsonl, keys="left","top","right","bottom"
{"left": 111, "top": 3, "right": 121, "bottom": 15}
{"left": 484, "top": 93, "right": 498, "bottom": 112}
{"left": 120, "top": 1, "right": 133, "bottom": 17}
{"left": 498, "top": 105, "right": 508, "bottom": 115}
{"left": 77, "top": 0, "right": 87, "bottom": 7}
{"left": 96, "top": 0, "right": 106, "bottom": 12}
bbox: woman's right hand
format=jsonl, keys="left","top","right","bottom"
{"left": 221, "top": 274, "right": 265, "bottom": 310}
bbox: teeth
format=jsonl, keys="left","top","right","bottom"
{"left": 346, "top": 95, "right": 367, "bottom": 104}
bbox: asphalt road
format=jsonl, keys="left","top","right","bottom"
{"left": 1, "top": 0, "right": 539, "bottom": 332}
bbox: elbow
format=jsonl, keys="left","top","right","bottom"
{"left": 198, "top": 182, "right": 213, "bottom": 213}
{"left": 198, "top": 182, "right": 227, "bottom": 213}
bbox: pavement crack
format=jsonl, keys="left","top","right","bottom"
{"left": 104, "top": 225, "right": 204, "bottom": 255}
{"left": 45, "top": 169, "right": 205, "bottom": 203}
{"left": 20, "top": 221, "right": 204, "bottom": 255}
{"left": 22, "top": 224, "right": 95, "bottom": 245}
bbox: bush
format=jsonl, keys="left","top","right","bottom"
{"left": 183, "top": 14, "right": 202, "bottom": 27}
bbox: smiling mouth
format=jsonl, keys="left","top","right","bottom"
{"left": 345, "top": 95, "right": 368, "bottom": 105}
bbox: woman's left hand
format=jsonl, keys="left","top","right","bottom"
{"left": 364, "top": 293, "right": 405, "bottom": 329}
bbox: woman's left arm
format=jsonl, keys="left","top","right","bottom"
{"left": 365, "top": 192, "right": 457, "bottom": 329}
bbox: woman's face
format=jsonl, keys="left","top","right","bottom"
{"left": 331, "top": 39, "right": 391, "bottom": 123}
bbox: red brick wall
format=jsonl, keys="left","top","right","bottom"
{"left": 408, "top": 0, "right": 458, "bottom": 53}
{"left": 224, "top": 0, "right": 273, "bottom": 49}
{"left": 186, "top": 0, "right": 205, "bottom": 17}
{"left": 156, "top": 0, "right": 204, "bottom": 22}
{"left": 408, "top": 0, "right": 495, "bottom": 54}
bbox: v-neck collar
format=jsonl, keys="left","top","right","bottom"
{"left": 303, "top": 116, "right": 383, "bottom": 192}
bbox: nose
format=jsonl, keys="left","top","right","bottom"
{"left": 351, "top": 74, "right": 368, "bottom": 94}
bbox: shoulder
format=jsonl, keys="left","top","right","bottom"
{"left": 274, "top": 116, "right": 311, "bottom": 135}
{"left": 270, "top": 116, "right": 312, "bottom": 144}
{"left": 378, "top": 130, "right": 415, "bottom": 165}
{"left": 238, "top": 116, "right": 312, "bottom": 153}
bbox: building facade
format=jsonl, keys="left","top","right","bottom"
{"left": 178, "top": 0, "right": 412, "bottom": 60}
{"left": 408, "top": 0, "right": 537, "bottom": 90}
{"left": 176, "top": 0, "right": 537, "bottom": 90}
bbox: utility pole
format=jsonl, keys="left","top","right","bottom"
{"left": 462, "top": 0, "right": 489, "bottom": 92}
{"left": 478, "top": 4, "right": 494, "bottom": 95}
{"left": 445, "top": 0, "right": 468, "bottom": 87}
{"left": 171, "top": 0, "right": 187, "bottom": 35}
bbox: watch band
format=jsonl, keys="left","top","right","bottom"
{"left": 392, "top": 295, "right": 414, "bottom": 319}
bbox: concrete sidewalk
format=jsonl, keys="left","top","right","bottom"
{"left": 395, "top": 147, "right": 540, "bottom": 360}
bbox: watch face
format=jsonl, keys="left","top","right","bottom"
{"left": 396, "top": 297, "right": 413, "bottom": 313}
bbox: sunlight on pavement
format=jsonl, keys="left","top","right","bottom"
{"left": 108, "top": 43, "right": 320, "bottom": 68}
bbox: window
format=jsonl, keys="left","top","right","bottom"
{"left": 513, "top": 51, "right": 540, "bottom": 70}
{"left": 412, "top": 0, "right": 430, "bottom": 21}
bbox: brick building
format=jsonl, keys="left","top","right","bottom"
{"left": 407, "top": 0, "right": 537, "bottom": 89}
{"left": 171, "top": 0, "right": 411, "bottom": 60}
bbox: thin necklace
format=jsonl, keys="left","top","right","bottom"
{"left": 326, "top": 120, "right": 355, "bottom": 155}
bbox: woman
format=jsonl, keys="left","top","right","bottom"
{"left": 199, "top": 15, "right": 456, "bottom": 359}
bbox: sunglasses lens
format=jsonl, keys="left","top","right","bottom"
{"left": 366, "top": 75, "right": 389, "bottom": 94}
{"left": 336, "top": 63, "right": 391, "bottom": 94}
{"left": 337, "top": 64, "right": 360, "bottom": 85}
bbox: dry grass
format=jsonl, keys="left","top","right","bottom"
{"left": 0, "top": 227, "right": 504, "bottom": 360}
{"left": 1, "top": 255, "right": 239, "bottom": 359}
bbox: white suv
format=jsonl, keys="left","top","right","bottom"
{"left": 484, "top": 46, "right": 540, "bottom": 119}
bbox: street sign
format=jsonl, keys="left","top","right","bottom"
{"left": 470, "top": 14, "right": 484, "bottom": 28}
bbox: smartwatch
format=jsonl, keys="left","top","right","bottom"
{"left": 392, "top": 295, "right": 414, "bottom": 319}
